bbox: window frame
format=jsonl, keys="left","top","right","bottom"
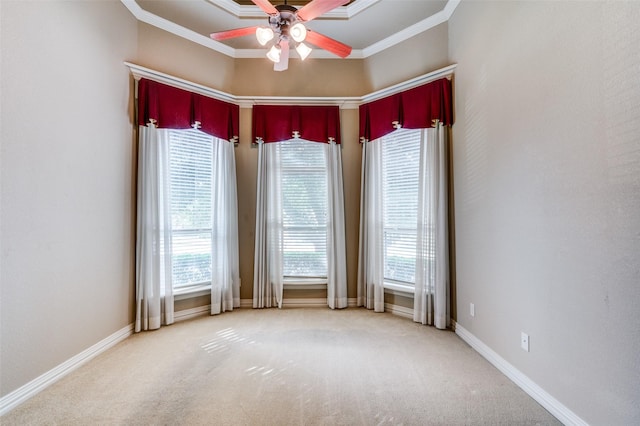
{"left": 277, "top": 138, "right": 329, "bottom": 281}
{"left": 380, "top": 128, "right": 423, "bottom": 289}
{"left": 167, "top": 128, "right": 215, "bottom": 292}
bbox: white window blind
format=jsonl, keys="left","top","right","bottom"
{"left": 278, "top": 139, "right": 328, "bottom": 278}
{"left": 168, "top": 129, "right": 213, "bottom": 289}
{"left": 382, "top": 129, "right": 422, "bottom": 285}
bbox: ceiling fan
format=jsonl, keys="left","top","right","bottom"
{"left": 210, "top": 0, "right": 352, "bottom": 71}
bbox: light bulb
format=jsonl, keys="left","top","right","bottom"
{"left": 256, "top": 27, "right": 274, "bottom": 46}
{"left": 290, "top": 23, "right": 307, "bottom": 43}
{"left": 266, "top": 44, "right": 281, "bottom": 63}
{"left": 296, "top": 42, "right": 312, "bottom": 60}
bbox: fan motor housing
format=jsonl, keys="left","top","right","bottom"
{"left": 270, "top": 4, "right": 299, "bottom": 37}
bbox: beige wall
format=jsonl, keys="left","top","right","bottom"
{"left": 449, "top": 1, "right": 640, "bottom": 424}
{"left": 0, "top": 1, "right": 138, "bottom": 396}
{"left": 339, "top": 109, "right": 362, "bottom": 299}
{"left": 231, "top": 59, "right": 371, "bottom": 97}
{"left": 236, "top": 109, "right": 258, "bottom": 300}
{"left": 364, "top": 22, "right": 450, "bottom": 92}
{"left": 137, "top": 23, "right": 235, "bottom": 92}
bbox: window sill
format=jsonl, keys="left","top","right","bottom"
{"left": 174, "top": 284, "right": 211, "bottom": 300}
{"left": 383, "top": 281, "right": 415, "bottom": 297}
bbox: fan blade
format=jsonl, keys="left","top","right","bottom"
{"left": 252, "top": 0, "right": 278, "bottom": 15}
{"left": 305, "top": 30, "right": 352, "bottom": 58}
{"left": 274, "top": 39, "right": 290, "bottom": 71}
{"left": 297, "top": 0, "right": 349, "bottom": 22}
{"left": 210, "top": 26, "right": 259, "bottom": 41}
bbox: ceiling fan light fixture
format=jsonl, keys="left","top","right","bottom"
{"left": 209, "top": 0, "right": 352, "bottom": 70}
{"left": 266, "top": 44, "right": 282, "bottom": 63}
{"left": 256, "top": 27, "right": 275, "bottom": 46}
{"left": 290, "top": 22, "right": 307, "bottom": 43}
{"left": 296, "top": 42, "right": 312, "bottom": 60}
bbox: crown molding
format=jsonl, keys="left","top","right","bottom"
{"left": 124, "top": 62, "right": 456, "bottom": 110}
{"left": 121, "top": 0, "right": 460, "bottom": 59}
{"left": 362, "top": 8, "right": 447, "bottom": 57}
{"left": 362, "top": 0, "right": 461, "bottom": 57}
{"left": 126, "top": 62, "right": 238, "bottom": 103}
{"left": 235, "top": 95, "right": 361, "bottom": 109}
{"left": 120, "top": 0, "right": 235, "bottom": 56}
{"left": 207, "top": 0, "right": 380, "bottom": 19}
{"left": 443, "top": 0, "right": 463, "bottom": 19}
{"left": 125, "top": 61, "right": 361, "bottom": 108}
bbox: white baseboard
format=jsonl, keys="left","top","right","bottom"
{"left": 0, "top": 323, "right": 134, "bottom": 416}
{"left": 454, "top": 323, "right": 588, "bottom": 426}
{"left": 239, "top": 299, "right": 414, "bottom": 318}
{"left": 240, "top": 298, "right": 359, "bottom": 309}
{"left": 284, "top": 298, "right": 331, "bottom": 308}
{"left": 384, "top": 302, "right": 414, "bottom": 319}
{"left": 174, "top": 305, "right": 211, "bottom": 322}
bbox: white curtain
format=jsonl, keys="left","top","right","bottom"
{"left": 414, "top": 124, "right": 450, "bottom": 329}
{"left": 253, "top": 140, "right": 284, "bottom": 308}
{"left": 357, "top": 126, "right": 450, "bottom": 326}
{"left": 136, "top": 127, "right": 240, "bottom": 330}
{"left": 136, "top": 125, "right": 174, "bottom": 331}
{"left": 326, "top": 141, "right": 348, "bottom": 309}
{"left": 357, "top": 139, "right": 385, "bottom": 312}
{"left": 253, "top": 139, "right": 347, "bottom": 309}
{"left": 210, "top": 137, "right": 241, "bottom": 314}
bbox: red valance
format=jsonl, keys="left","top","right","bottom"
{"left": 359, "top": 78, "right": 453, "bottom": 142}
{"left": 252, "top": 105, "right": 341, "bottom": 144}
{"left": 137, "top": 78, "right": 239, "bottom": 142}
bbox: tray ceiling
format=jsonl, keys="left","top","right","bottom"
{"left": 122, "top": 0, "right": 459, "bottom": 59}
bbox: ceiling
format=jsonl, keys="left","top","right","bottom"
{"left": 122, "top": 0, "right": 459, "bottom": 59}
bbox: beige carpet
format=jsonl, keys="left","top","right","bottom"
{"left": 2, "top": 308, "right": 560, "bottom": 425}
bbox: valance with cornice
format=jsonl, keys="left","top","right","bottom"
{"left": 128, "top": 63, "right": 456, "bottom": 145}
{"left": 137, "top": 78, "right": 239, "bottom": 142}
{"left": 252, "top": 105, "right": 341, "bottom": 144}
{"left": 359, "top": 78, "right": 453, "bottom": 142}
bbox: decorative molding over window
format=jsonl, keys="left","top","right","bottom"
{"left": 125, "top": 62, "right": 456, "bottom": 110}
{"left": 361, "top": 64, "right": 456, "bottom": 103}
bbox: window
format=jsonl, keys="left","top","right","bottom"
{"left": 381, "top": 129, "right": 422, "bottom": 285}
{"left": 168, "top": 129, "right": 213, "bottom": 289}
{"left": 277, "top": 139, "right": 328, "bottom": 279}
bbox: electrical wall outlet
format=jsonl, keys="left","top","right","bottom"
{"left": 470, "top": 303, "right": 475, "bottom": 317}
{"left": 521, "top": 332, "right": 530, "bottom": 352}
